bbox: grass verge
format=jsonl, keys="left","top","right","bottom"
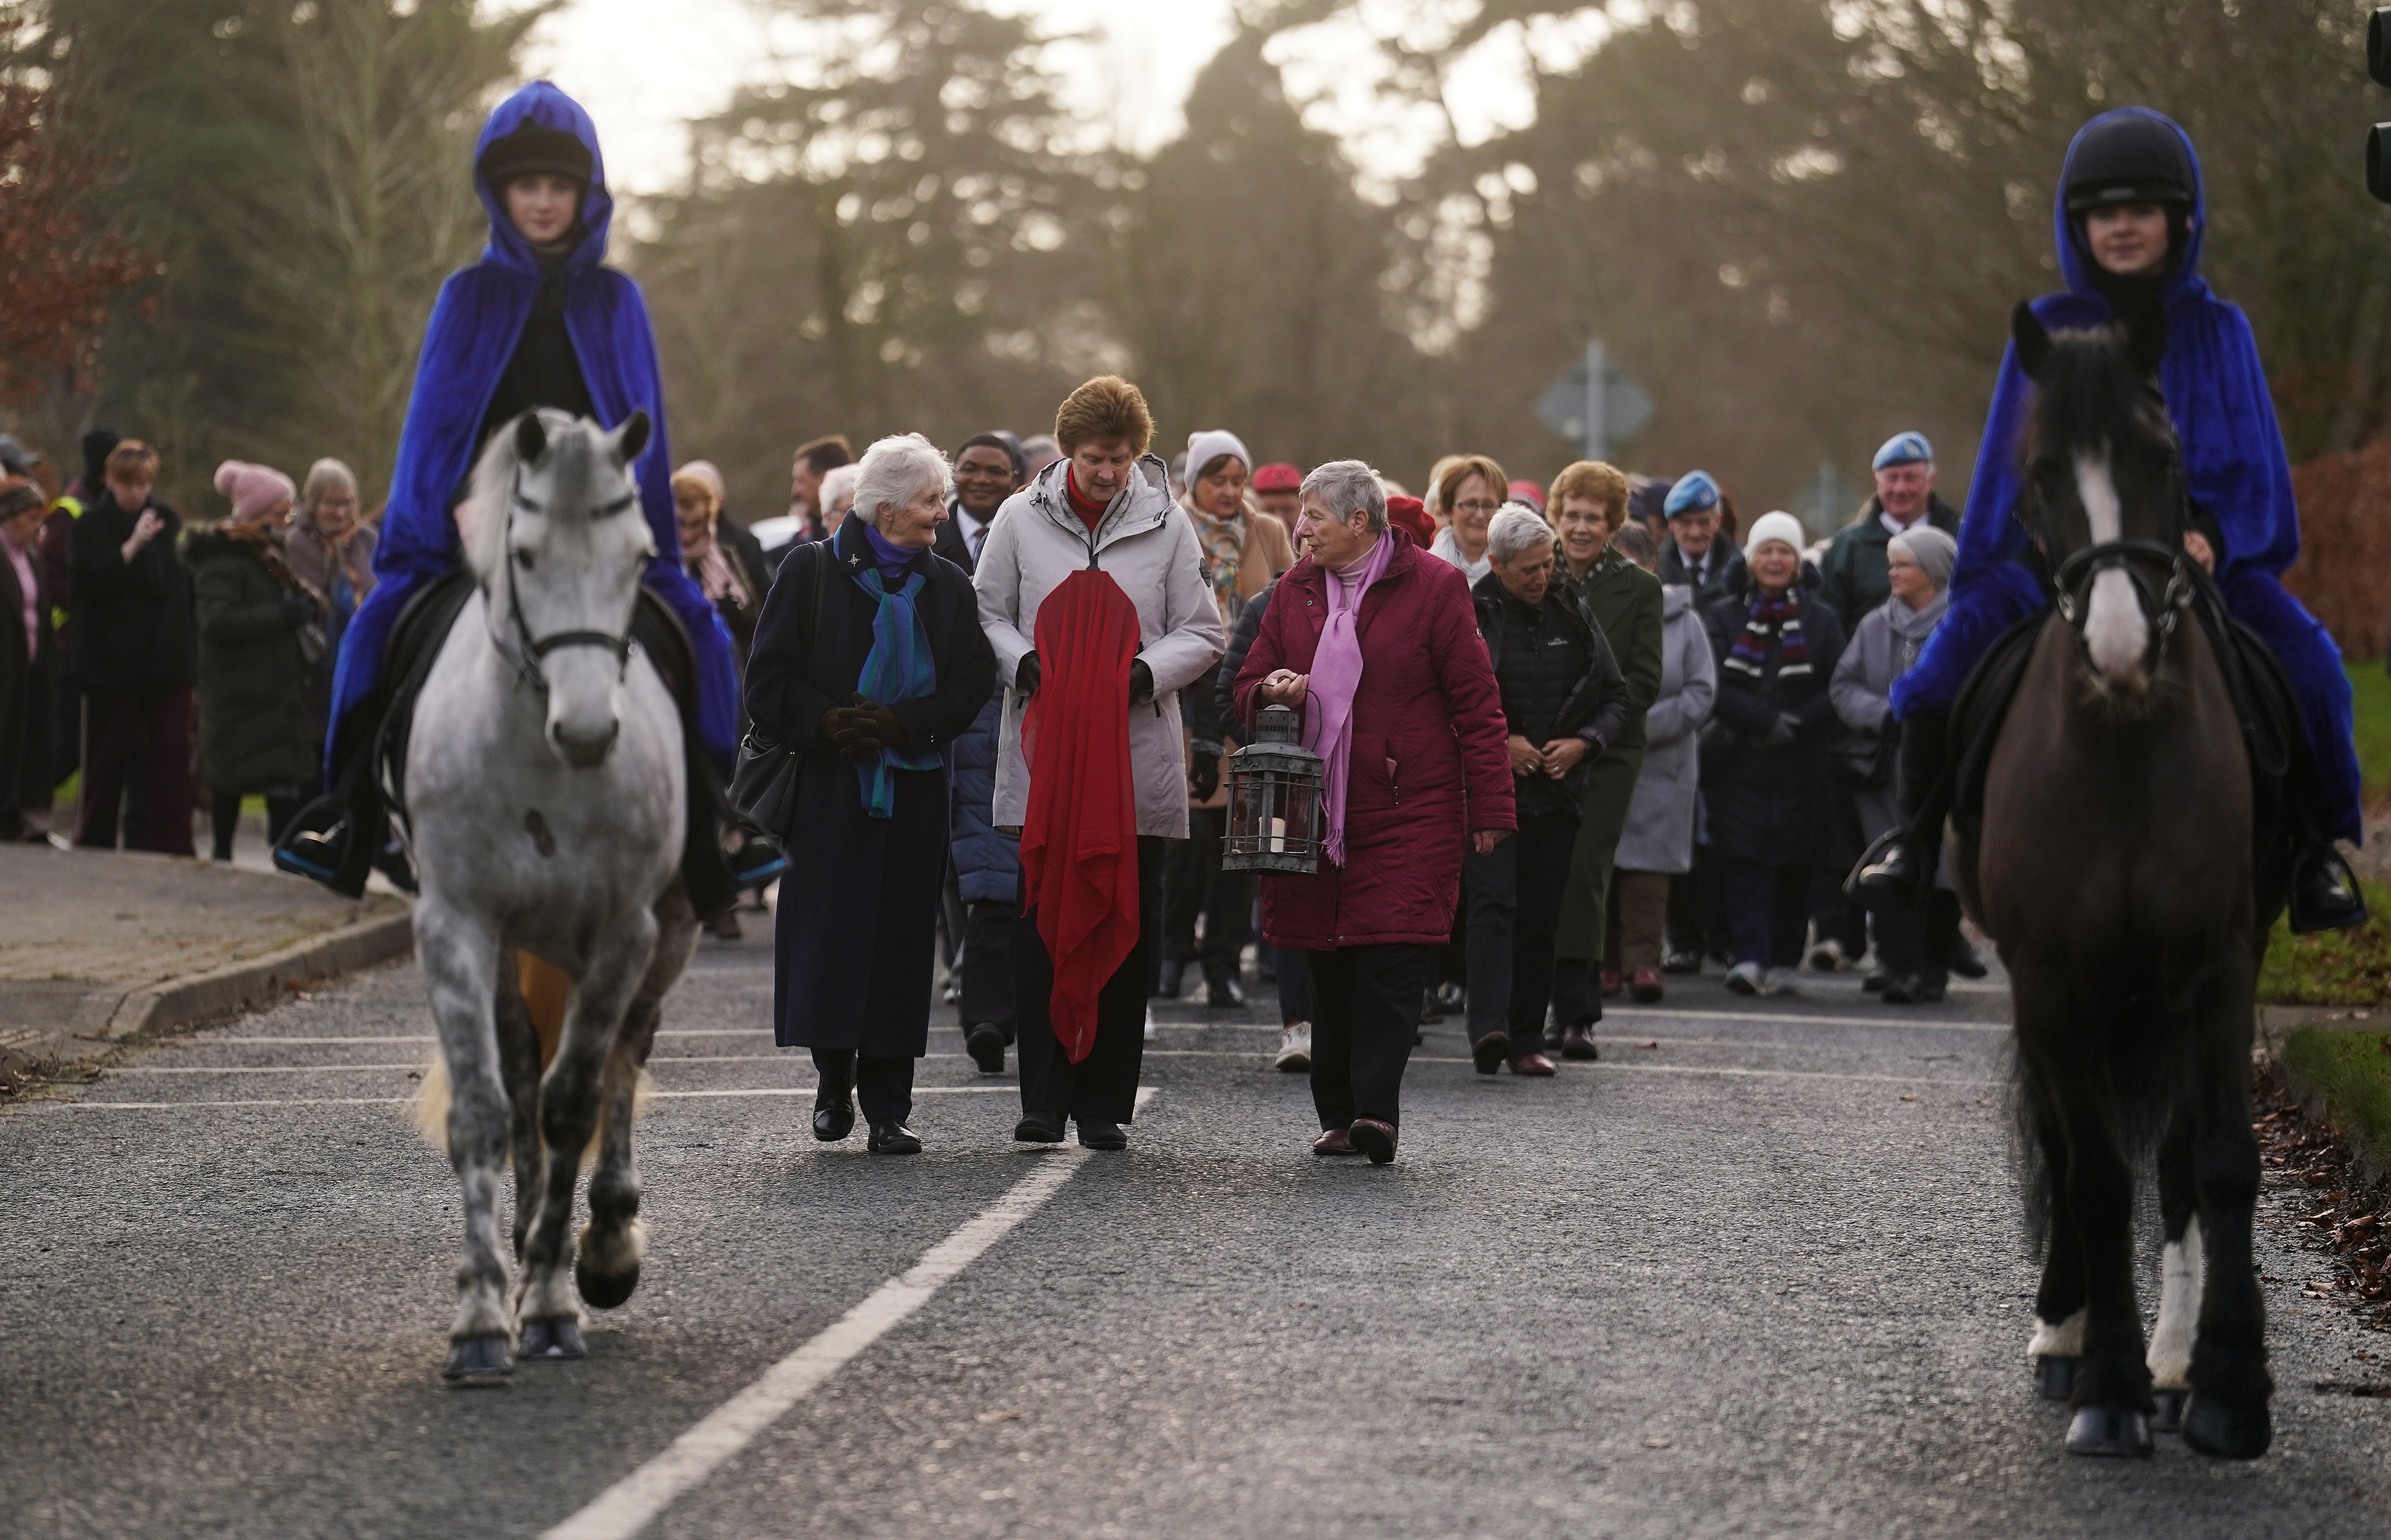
{"left": 2260, "top": 879, "right": 2391, "bottom": 1006}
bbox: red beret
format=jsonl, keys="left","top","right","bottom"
{"left": 1253, "top": 462, "right": 1302, "bottom": 494}
{"left": 1386, "top": 495, "right": 1434, "bottom": 549}
{"left": 1507, "top": 479, "right": 1546, "bottom": 511}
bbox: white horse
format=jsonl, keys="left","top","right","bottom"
{"left": 407, "top": 408, "right": 699, "bottom": 1383}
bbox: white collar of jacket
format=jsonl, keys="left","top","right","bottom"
{"left": 1023, "top": 452, "right": 1175, "bottom": 554}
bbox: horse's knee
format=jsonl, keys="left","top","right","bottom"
{"left": 444, "top": 1077, "right": 509, "bottom": 1166}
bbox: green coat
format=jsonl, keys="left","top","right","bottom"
{"left": 183, "top": 526, "right": 318, "bottom": 792}
{"left": 1817, "top": 494, "right": 1961, "bottom": 635}
{"left": 1567, "top": 548, "right": 1664, "bottom": 750}
{"left": 1553, "top": 547, "right": 1666, "bottom": 963}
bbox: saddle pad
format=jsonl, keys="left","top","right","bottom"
{"left": 1947, "top": 607, "right": 2048, "bottom": 849}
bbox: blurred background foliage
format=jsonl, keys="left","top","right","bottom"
{"left": 6, "top": 0, "right": 2389, "bottom": 545}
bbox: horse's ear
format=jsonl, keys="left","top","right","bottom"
{"left": 513, "top": 411, "right": 548, "bottom": 466}
{"left": 614, "top": 409, "right": 652, "bottom": 466}
{"left": 2012, "top": 301, "right": 2053, "bottom": 381}
{"left": 2122, "top": 297, "right": 2168, "bottom": 379}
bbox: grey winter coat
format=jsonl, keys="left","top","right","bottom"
{"left": 1614, "top": 583, "right": 1716, "bottom": 874}
{"left": 1829, "top": 594, "right": 1948, "bottom": 856}
{"left": 973, "top": 454, "right": 1226, "bottom": 839}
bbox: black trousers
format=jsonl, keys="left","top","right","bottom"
{"left": 1873, "top": 888, "right": 1962, "bottom": 980}
{"left": 1668, "top": 842, "right": 1728, "bottom": 960}
{"left": 210, "top": 786, "right": 305, "bottom": 863}
{"left": 1015, "top": 835, "right": 1160, "bottom": 1125}
{"left": 1162, "top": 806, "right": 1252, "bottom": 971}
{"left": 957, "top": 897, "right": 1018, "bottom": 1038}
{"left": 1307, "top": 944, "right": 1431, "bottom": 1130}
{"left": 810, "top": 1047, "right": 913, "bottom": 1123}
{"left": 1723, "top": 858, "right": 1812, "bottom": 970}
{"left": 1462, "top": 811, "right": 1578, "bottom": 1046}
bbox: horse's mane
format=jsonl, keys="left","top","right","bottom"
{"left": 461, "top": 409, "right": 606, "bottom": 581}
{"left": 2019, "top": 326, "right": 2174, "bottom": 471}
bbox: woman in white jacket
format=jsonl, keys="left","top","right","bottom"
{"left": 1606, "top": 524, "right": 1716, "bottom": 1003}
{"left": 973, "top": 376, "right": 1225, "bottom": 1148}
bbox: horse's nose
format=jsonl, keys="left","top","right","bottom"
{"left": 548, "top": 714, "right": 621, "bottom": 769}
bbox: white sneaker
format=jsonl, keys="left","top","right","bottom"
{"left": 1144, "top": 1006, "right": 1158, "bottom": 1043}
{"left": 1761, "top": 967, "right": 1800, "bottom": 997}
{"left": 1723, "top": 962, "right": 1765, "bottom": 995}
{"left": 1275, "top": 1022, "right": 1312, "bottom": 1072}
{"left": 1805, "top": 937, "right": 1847, "bottom": 971}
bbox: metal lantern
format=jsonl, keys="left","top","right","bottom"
{"left": 1222, "top": 704, "right": 1324, "bottom": 875}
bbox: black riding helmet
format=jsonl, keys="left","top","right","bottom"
{"left": 2063, "top": 112, "right": 2194, "bottom": 212}
{"left": 476, "top": 124, "right": 593, "bottom": 191}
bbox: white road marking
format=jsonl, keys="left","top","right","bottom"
{"left": 540, "top": 1086, "right": 1158, "bottom": 1540}
{"left": 1605, "top": 1008, "right": 2007, "bottom": 1033}
{"left": 37, "top": 1086, "right": 1019, "bottom": 1111}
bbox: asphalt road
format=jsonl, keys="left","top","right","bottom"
{"left": 4, "top": 919, "right": 2388, "bottom": 1539}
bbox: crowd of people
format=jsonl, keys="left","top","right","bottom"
{"left": 0, "top": 89, "right": 2363, "bottom": 1170}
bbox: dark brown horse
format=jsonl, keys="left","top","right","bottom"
{"left": 1952, "top": 303, "right": 2283, "bottom": 1460}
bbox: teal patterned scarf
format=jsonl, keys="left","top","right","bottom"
{"left": 852, "top": 568, "right": 942, "bottom": 818}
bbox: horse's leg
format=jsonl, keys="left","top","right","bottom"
{"left": 418, "top": 895, "right": 515, "bottom": 1384}
{"left": 516, "top": 905, "right": 660, "bottom": 1359}
{"left": 579, "top": 884, "right": 698, "bottom": 1311}
{"left": 2183, "top": 966, "right": 2273, "bottom": 1459}
{"left": 2026, "top": 1083, "right": 2087, "bottom": 1401}
{"left": 2055, "top": 1079, "right": 2154, "bottom": 1457}
{"left": 494, "top": 960, "right": 544, "bottom": 1262}
{"left": 2147, "top": 1107, "right": 2202, "bottom": 1432}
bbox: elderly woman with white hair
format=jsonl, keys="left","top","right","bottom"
{"left": 282, "top": 458, "right": 376, "bottom": 760}
{"left": 1700, "top": 511, "right": 1849, "bottom": 995}
{"left": 1463, "top": 503, "right": 1630, "bottom": 1074}
{"left": 745, "top": 431, "right": 996, "bottom": 1154}
{"left": 1233, "top": 460, "right": 1513, "bottom": 1164}
{"left": 1831, "top": 523, "right": 1961, "bottom": 1004}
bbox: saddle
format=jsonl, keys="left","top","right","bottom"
{"left": 1946, "top": 566, "right": 2301, "bottom": 852}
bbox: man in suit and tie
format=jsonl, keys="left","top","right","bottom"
{"left": 936, "top": 433, "right": 1023, "bottom": 573}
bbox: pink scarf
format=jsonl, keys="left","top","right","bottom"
{"left": 1303, "top": 531, "right": 1395, "bottom": 867}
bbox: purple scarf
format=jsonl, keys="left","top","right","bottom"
{"left": 1304, "top": 531, "right": 1396, "bottom": 867}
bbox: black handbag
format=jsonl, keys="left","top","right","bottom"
{"left": 1696, "top": 717, "right": 1744, "bottom": 785}
{"left": 727, "top": 541, "right": 828, "bottom": 836}
{"left": 1828, "top": 724, "right": 1894, "bottom": 789}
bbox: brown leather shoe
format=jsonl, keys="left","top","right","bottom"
{"left": 1600, "top": 969, "right": 1622, "bottom": 997}
{"left": 1509, "top": 1051, "right": 1559, "bottom": 1076}
{"left": 1560, "top": 1025, "right": 1599, "bottom": 1061}
{"left": 1629, "top": 968, "right": 1663, "bottom": 1004}
{"left": 1348, "top": 1117, "right": 1398, "bottom": 1164}
{"left": 1312, "top": 1126, "right": 1359, "bottom": 1156}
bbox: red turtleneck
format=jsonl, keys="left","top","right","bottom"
{"left": 1064, "top": 466, "right": 1108, "bottom": 532}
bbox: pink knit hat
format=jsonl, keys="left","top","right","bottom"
{"left": 214, "top": 460, "right": 297, "bottom": 522}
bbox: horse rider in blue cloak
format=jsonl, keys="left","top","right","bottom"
{"left": 1854, "top": 107, "right": 2366, "bottom": 934}
{"left": 277, "top": 82, "right": 784, "bottom": 913}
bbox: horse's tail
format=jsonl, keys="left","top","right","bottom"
{"left": 407, "top": 1052, "right": 654, "bottom": 1167}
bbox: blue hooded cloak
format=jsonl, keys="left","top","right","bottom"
{"left": 325, "top": 81, "right": 739, "bottom": 770}
{"left": 1893, "top": 107, "right": 2361, "bottom": 842}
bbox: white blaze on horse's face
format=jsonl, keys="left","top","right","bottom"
{"left": 2074, "top": 450, "right": 2149, "bottom": 694}
{"left": 499, "top": 414, "right": 657, "bottom": 770}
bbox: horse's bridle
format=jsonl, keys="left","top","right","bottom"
{"left": 493, "top": 465, "right": 639, "bottom": 695}
{"left": 2050, "top": 536, "right": 2195, "bottom": 647}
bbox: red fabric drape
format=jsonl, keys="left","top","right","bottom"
{"left": 1019, "top": 568, "right": 1142, "bottom": 1063}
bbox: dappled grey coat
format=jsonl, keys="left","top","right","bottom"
{"left": 1613, "top": 582, "right": 1716, "bottom": 874}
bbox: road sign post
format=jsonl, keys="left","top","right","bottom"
{"left": 1536, "top": 341, "right": 1653, "bottom": 462}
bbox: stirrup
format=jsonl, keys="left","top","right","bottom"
{"left": 2288, "top": 844, "right": 2368, "bottom": 934}
{"left": 731, "top": 834, "right": 790, "bottom": 887}
{"left": 1846, "top": 828, "right": 1921, "bottom": 907}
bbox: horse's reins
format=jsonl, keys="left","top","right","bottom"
{"left": 494, "top": 463, "right": 640, "bottom": 695}
{"left": 2050, "top": 536, "right": 2194, "bottom": 647}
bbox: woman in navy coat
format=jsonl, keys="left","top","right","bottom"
{"left": 746, "top": 435, "right": 995, "bottom": 1153}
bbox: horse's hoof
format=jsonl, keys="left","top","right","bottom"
{"left": 576, "top": 1257, "right": 641, "bottom": 1310}
{"left": 2151, "top": 1388, "right": 2188, "bottom": 1433}
{"left": 2065, "top": 1405, "right": 2154, "bottom": 1458}
{"left": 2182, "top": 1394, "right": 2272, "bottom": 1460}
{"left": 441, "top": 1333, "right": 513, "bottom": 1385}
{"left": 518, "top": 1317, "right": 586, "bottom": 1361}
{"left": 2035, "top": 1355, "right": 2079, "bottom": 1401}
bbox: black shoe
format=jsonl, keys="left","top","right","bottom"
{"left": 1433, "top": 981, "right": 1466, "bottom": 1016}
{"left": 1948, "top": 937, "right": 1990, "bottom": 979}
{"left": 867, "top": 1119, "right": 921, "bottom": 1155}
{"left": 1077, "top": 1119, "right": 1127, "bottom": 1151}
{"left": 1418, "top": 988, "right": 1444, "bottom": 1023}
{"left": 1660, "top": 950, "right": 1703, "bottom": 976}
{"left": 1154, "top": 959, "right": 1185, "bottom": 1000}
{"left": 965, "top": 1024, "right": 1007, "bottom": 1074}
{"left": 2289, "top": 843, "right": 2369, "bottom": 934}
{"left": 1203, "top": 968, "right": 1246, "bottom": 1009}
{"left": 1863, "top": 969, "right": 1891, "bottom": 993}
{"left": 1012, "top": 1114, "right": 1064, "bottom": 1143}
{"left": 1847, "top": 828, "right": 1922, "bottom": 907}
{"left": 731, "top": 835, "right": 790, "bottom": 887}
{"left": 813, "top": 1073, "right": 855, "bottom": 1142}
{"left": 1471, "top": 1030, "right": 1509, "bottom": 1076}
{"left": 1560, "top": 1024, "right": 1599, "bottom": 1061}
{"left": 1917, "top": 972, "right": 1948, "bottom": 1003}
{"left": 1879, "top": 974, "right": 1926, "bottom": 1006}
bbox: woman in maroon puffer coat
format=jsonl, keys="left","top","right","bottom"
{"left": 1233, "top": 460, "right": 1513, "bottom": 1165}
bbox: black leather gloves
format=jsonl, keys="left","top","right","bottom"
{"left": 1014, "top": 652, "right": 1040, "bottom": 696}
{"left": 1129, "top": 659, "right": 1154, "bottom": 704}
{"left": 1189, "top": 748, "right": 1221, "bottom": 801}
